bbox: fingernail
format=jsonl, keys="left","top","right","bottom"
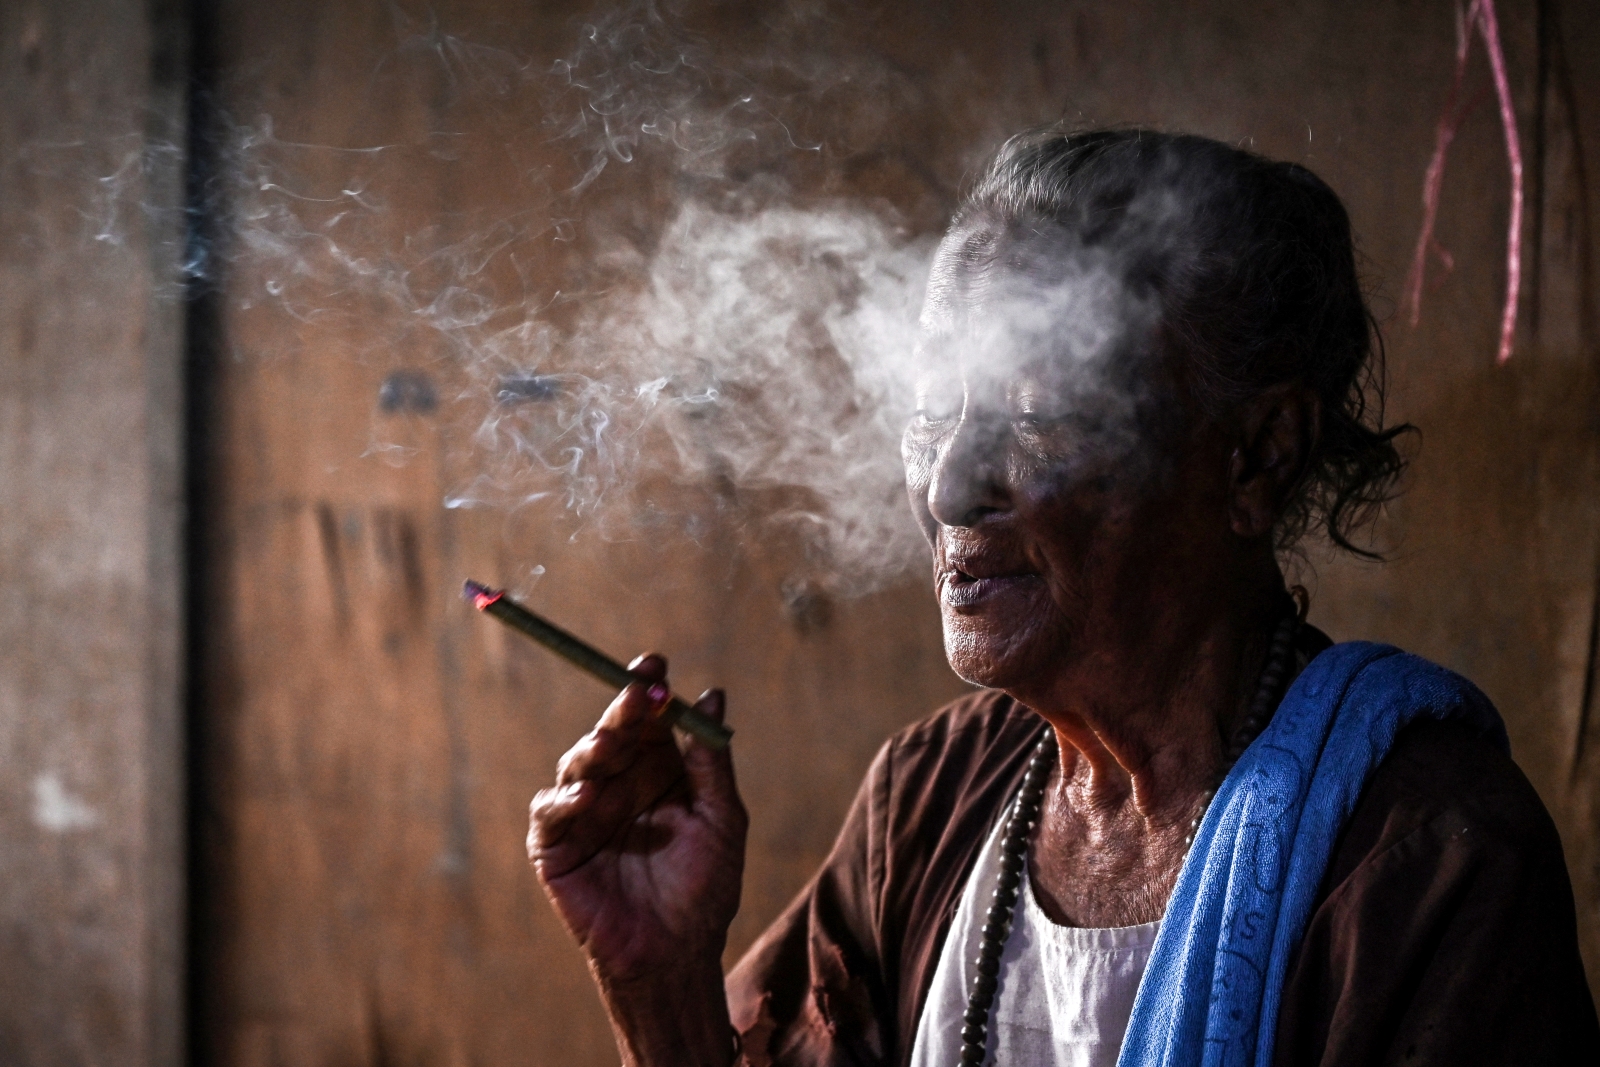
{"left": 648, "top": 683, "right": 670, "bottom": 706}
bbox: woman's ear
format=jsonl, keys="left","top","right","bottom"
{"left": 1227, "top": 384, "right": 1320, "bottom": 539}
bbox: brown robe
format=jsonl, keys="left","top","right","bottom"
{"left": 726, "top": 677, "right": 1599, "bottom": 1066}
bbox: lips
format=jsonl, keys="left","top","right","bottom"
{"left": 940, "top": 550, "right": 1041, "bottom": 609}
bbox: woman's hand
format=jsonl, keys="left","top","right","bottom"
{"left": 529, "top": 654, "right": 746, "bottom": 1066}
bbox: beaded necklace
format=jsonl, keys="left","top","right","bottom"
{"left": 955, "top": 607, "right": 1302, "bottom": 1067}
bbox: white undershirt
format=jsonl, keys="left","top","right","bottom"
{"left": 909, "top": 799, "right": 1161, "bottom": 1067}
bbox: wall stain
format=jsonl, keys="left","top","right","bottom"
{"left": 315, "top": 501, "right": 350, "bottom": 632}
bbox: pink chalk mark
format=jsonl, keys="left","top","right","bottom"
{"left": 1478, "top": 0, "right": 1524, "bottom": 364}
{"left": 1404, "top": 3, "right": 1475, "bottom": 328}
{"left": 1403, "top": 0, "right": 1524, "bottom": 364}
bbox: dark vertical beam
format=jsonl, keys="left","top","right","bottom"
{"left": 182, "top": 1, "right": 224, "bottom": 1062}
{"left": 147, "top": 0, "right": 192, "bottom": 1061}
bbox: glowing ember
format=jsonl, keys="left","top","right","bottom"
{"left": 462, "top": 580, "right": 505, "bottom": 612}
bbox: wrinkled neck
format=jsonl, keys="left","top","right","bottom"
{"left": 1018, "top": 562, "right": 1286, "bottom": 820}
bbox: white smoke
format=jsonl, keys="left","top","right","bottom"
{"left": 450, "top": 195, "right": 936, "bottom": 590}
{"left": 212, "top": 1, "right": 956, "bottom": 594}
{"left": 42, "top": 0, "right": 1163, "bottom": 597}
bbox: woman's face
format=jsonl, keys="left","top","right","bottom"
{"left": 902, "top": 239, "right": 1236, "bottom": 695}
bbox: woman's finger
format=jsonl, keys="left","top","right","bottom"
{"left": 528, "top": 779, "right": 597, "bottom": 854}
{"left": 556, "top": 714, "right": 641, "bottom": 786}
{"left": 621, "top": 653, "right": 679, "bottom": 744}
{"left": 682, "top": 689, "right": 746, "bottom": 829}
{"left": 557, "top": 677, "right": 673, "bottom": 786}
{"left": 597, "top": 663, "right": 674, "bottom": 745}
{"left": 627, "top": 652, "right": 668, "bottom": 682}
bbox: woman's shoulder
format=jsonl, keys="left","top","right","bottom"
{"left": 1278, "top": 716, "right": 1599, "bottom": 1061}
{"left": 1324, "top": 715, "right": 1568, "bottom": 890}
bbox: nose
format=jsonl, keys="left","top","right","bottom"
{"left": 927, "top": 412, "right": 1010, "bottom": 527}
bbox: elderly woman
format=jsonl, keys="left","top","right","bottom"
{"left": 528, "top": 129, "right": 1600, "bottom": 1067}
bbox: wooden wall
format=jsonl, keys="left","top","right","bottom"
{"left": 0, "top": 1, "right": 187, "bottom": 1065}
{"left": 2, "top": 0, "right": 1582, "bottom": 1065}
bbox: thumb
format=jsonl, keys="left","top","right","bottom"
{"left": 683, "top": 689, "right": 743, "bottom": 819}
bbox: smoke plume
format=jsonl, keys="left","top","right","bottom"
{"left": 48, "top": 0, "right": 1160, "bottom": 597}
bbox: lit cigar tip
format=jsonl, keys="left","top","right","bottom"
{"left": 462, "top": 579, "right": 504, "bottom": 611}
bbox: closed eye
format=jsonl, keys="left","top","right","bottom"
{"left": 913, "top": 386, "right": 963, "bottom": 424}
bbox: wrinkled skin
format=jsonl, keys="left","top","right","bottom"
{"left": 529, "top": 232, "right": 1318, "bottom": 1064}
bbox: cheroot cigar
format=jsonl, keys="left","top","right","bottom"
{"left": 462, "top": 579, "right": 733, "bottom": 749}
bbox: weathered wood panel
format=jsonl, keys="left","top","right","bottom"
{"left": 192, "top": 1, "right": 1600, "bottom": 1063}
{"left": 0, "top": 1, "right": 187, "bottom": 1064}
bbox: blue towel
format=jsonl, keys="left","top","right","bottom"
{"left": 1117, "top": 641, "right": 1509, "bottom": 1067}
